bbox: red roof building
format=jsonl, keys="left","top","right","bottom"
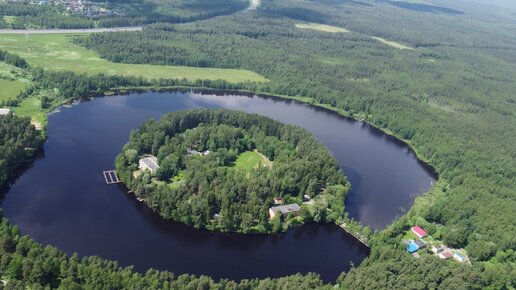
{"left": 411, "top": 226, "right": 428, "bottom": 238}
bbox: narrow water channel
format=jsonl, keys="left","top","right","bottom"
{"left": 1, "top": 91, "right": 435, "bottom": 282}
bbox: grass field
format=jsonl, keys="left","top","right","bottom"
{"left": 233, "top": 150, "right": 272, "bottom": 172}
{"left": 294, "top": 23, "right": 413, "bottom": 51}
{"left": 371, "top": 36, "right": 414, "bottom": 50}
{"left": 0, "top": 79, "right": 29, "bottom": 102}
{"left": 295, "top": 23, "right": 350, "bottom": 33}
{"left": 12, "top": 95, "right": 46, "bottom": 127}
{"left": 0, "top": 34, "right": 267, "bottom": 83}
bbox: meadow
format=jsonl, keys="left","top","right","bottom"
{"left": 233, "top": 150, "right": 272, "bottom": 173}
{"left": 370, "top": 36, "right": 413, "bottom": 50}
{"left": 295, "top": 22, "right": 350, "bottom": 33}
{"left": 0, "top": 78, "right": 29, "bottom": 101}
{"left": 0, "top": 33, "right": 267, "bottom": 83}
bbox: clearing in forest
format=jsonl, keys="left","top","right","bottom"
{"left": 371, "top": 36, "right": 414, "bottom": 50}
{"left": 295, "top": 23, "right": 350, "bottom": 33}
{"left": 0, "top": 34, "right": 267, "bottom": 83}
{"left": 233, "top": 150, "right": 272, "bottom": 172}
{"left": 0, "top": 79, "right": 29, "bottom": 102}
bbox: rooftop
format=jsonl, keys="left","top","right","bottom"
{"left": 414, "top": 239, "right": 426, "bottom": 248}
{"left": 140, "top": 156, "right": 159, "bottom": 170}
{"left": 411, "top": 226, "right": 427, "bottom": 237}
{"left": 407, "top": 242, "right": 419, "bottom": 253}
{"left": 0, "top": 108, "right": 11, "bottom": 115}
{"left": 270, "top": 203, "right": 301, "bottom": 215}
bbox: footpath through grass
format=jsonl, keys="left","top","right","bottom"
{"left": 0, "top": 34, "right": 267, "bottom": 83}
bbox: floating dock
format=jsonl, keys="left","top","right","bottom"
{"left": 103, "top": 170, "right": 121, "bottom": 184}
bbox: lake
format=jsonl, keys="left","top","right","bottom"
{"left": 1, "top": 91, "right": 435, "bottom": 282}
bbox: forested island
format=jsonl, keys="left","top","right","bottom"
{"left": 115, "top": 109, "right": 349, "bottom": 233}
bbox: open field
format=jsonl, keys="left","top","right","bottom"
{"left": 0, "top": 79, "right": 29, "bottom": 102}
{"left": 295, "top": 22, "right": 350, "bottom": 33}
{"left": 12, "top": 95, "right": 47, "bottom": 127}
{"left": 294, "top": 23, "right": 413, "bottom": 51}
{"left": 371, "top": 36, "right": 414, "bottom": 50}
{"left": 233, "top": 150, "right": 271, "bottom": 172}
{"left": 0, "top": 34, "right": 267, "bottom": 83}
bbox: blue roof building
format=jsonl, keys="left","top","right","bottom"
{"left": 407, "top": 242, "right": 419, "bottom": 253}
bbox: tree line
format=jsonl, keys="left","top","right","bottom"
{"left": 71, "top": 3, "right": 515, "bottom": 286}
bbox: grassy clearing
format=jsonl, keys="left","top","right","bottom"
{"left": 371, "top": 36, "right": 414, "bottom": 50}
{"left": 295, "top": 23, "right": 350, "bottom": 33}
{"left": 169, "top": 171, "right": 185, "bottom": 189}
{"left": 0, "top": 34, "right": 267, "bottom": 83}
{"left": 12, "top": 95, "right": 47, "bottom": 127}
{"left": 233, "top": 150, "right": 271, "bottom": 172}
{"left": 0, "top": 79, "right": 29, "bottom": 102}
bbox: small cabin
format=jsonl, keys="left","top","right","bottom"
{"left": 139, "top": 155, "right": 160, "bottom": 174}
{"left": 187, "top": 149, "right": 210, "bottom": 156}
{"left": 414, "top": 239, "right": 427, "bottom": 249}
{"left": 406, "top": 242, "right": 419, "bottom": 254}
{"left": 411, "top": 226, "right": 428, "bottom": 238}
{"left": 431, "top": 245, "right": 444, "bottom": 253}
{"left": 273, "top": 197, "right": 284, "bottom": 205}
{"left": 453, "top": 253, "right": 466, "bottom": 262}
{"left": 269, "top": 203, "right": 301, "bottom": 219}
{"left": 0, "top": 108, "right": 11, "bottom": 116}
{"left": 439, "top": 252, "right": 453, "bottom": 260}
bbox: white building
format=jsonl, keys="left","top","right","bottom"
{"left": 0, "top": 108, "right": 11, "bottom": 116}
{"left": 431, "top": 245, "right": 444, "bottom": 254}
{"left": 139, "top": 155, "right": 160, "bottom": 174}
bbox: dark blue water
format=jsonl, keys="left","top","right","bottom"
{"left": 1, "top": 91, "right": 435, "bottom": 282}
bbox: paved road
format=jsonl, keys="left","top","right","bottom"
{"left": 0, "top": 26, "right": 143, "bottom": 34}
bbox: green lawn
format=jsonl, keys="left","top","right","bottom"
{"left": 12, "top": 95, "right": 47, "bottom": 127}
{"left": 169, "top": 171, "right": 185, "bottom": 189}
{"left": 233, "top": 150, "right": 272, "bottom": 172}
{"left": 0, "top": 79, "right": 29, "bottom": 102}
{"left": 0, "top": 34, "right": 267, "bottom": 83}
{"left": 295, "top": 22, "right": 350, "bottom": 33}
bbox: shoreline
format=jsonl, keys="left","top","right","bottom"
{"left": 63, "top": 85, "right": 439, "bottom": 181}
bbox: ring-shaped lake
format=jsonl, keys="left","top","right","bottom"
{"left": 1, "top": 91, "right": 435, "bottom": 282}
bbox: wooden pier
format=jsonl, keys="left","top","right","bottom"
{"left": 103, "top": 170, "right": 121, "bottom": 184}
{"left": 337, "top": 222, "right": 370, "bottom": 247}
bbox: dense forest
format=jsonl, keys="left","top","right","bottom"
{"left": 0, "top": 114, "right": 43, "bottom": 191}
{"left": 0, "top": 0, "right": 248, "bottom": 29}
{"left": 0, "top": 0, "right": 515, "bottom": 288}
{"left": 73, "top": 0, "right": 515, "bottom": 287}
{"left": 115, "top": 109, "right": 349, "bottom": 233}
